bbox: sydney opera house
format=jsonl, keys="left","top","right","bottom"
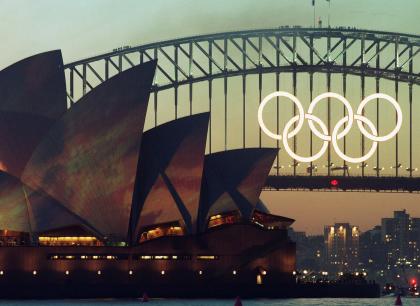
{"left": 0, "top": 50, "right": 295, "bottom": 298}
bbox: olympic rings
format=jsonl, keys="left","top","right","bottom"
{"left": 258, "top": 91, "right": 402, "bottom": 163}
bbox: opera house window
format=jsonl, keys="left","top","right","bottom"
{"left": 39, "top": 236, "right": 102, "bottom": 246}
{"left": 0, "top": 230, "right": 30, "bottom": 246}
{"left": 48, "top": 254, "right": 129, "bottom": 260}
{"left": 138, "top": 254, "right": 191, "bottom": 260}
{"left": 139, "top": 222, "right": 184, "bottom": 243}
{"left": 251, "top": 210, "right": 294, "bottom": 230}
{"left": 38, "top": 226, "right": 103, "bottom": 246}
{"left": 196, "top": 255, "right": 219, "bottom": 260}
{"left": 207, "top": 211, "right": 241, "bottom": 229}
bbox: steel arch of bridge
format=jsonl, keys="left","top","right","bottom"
{"left": 64, "top": 27, "right": 420, "bottom": 191}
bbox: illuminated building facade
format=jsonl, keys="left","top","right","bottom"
{"left": 0, "top": 51, "right": 295, "bottom": 298}
{"left": 381, "top": 210, "right": 420, "bottom": 266}
{"left": 324, "top": 223, "right": 360, "bottom": 272}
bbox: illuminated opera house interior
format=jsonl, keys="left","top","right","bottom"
{"left": 0, "top": 50, "right": 296, "bottom": 296}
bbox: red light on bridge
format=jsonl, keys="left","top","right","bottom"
{"left": 330, "top": 179, "right": 339, "bottom": 187}
{"left": 411, "top": 278, "right": 417, "bottom": 286}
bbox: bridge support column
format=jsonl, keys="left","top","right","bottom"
{"left": 375, "top": 41, "right": 381, "bottom": 177}
{"left": 409, "top": 45, "right": 414, "bottom": 177}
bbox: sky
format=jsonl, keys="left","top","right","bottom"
{"left": 1, "top": 0, "right": 420, "bottom": 234}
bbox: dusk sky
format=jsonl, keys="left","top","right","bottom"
{"left": 1, "top": 0, "right": 420, "bottom": 234}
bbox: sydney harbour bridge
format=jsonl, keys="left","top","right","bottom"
{"left": 63, "top": 27, "right": 420, "bottom": 192}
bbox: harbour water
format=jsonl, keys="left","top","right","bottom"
{"left": 0, "top": 299, "right": 417, "bottom": 306}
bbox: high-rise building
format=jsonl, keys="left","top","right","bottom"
{"left": 324, "top": 223, "right": 360, "bottom": 272}
{"left": 381, "top": 210, "right": 419, "bottom": 265}
{"left": 289, "top": 228, "right": 324, "bottom": 271}
{"left": 359, "top": 225, "right": 387, "bottom": 271}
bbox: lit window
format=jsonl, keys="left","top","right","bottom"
{"left": 198, "top": 270, "right": 203, "bottom": 275}
{"left": 155, "top": 255, "right": 169, "bottom": 260}
{"left": 256, "top": 274, "right": 262, "bottom": 285}
{"left": 210, "top": 214, "right": 222, "bottom": 220}
{"left": 129, "top": 270, "right": 133, "bottom": 275}
{"left": 32, "top": 270, "right": 37, "bottom": 275}
{"left": 208, "top": 212, "right": 240, "bottom": 228}
{"left": 0, "top": 270, "right": 4, "bottom": 275}
{"left": 65, "top": 270, "right": 69, "bottom": 275}
{"left": 197, "top": 255, "right": 218, "bottom": 260}
{"left": 161, "top": 270, "right": 165, "bottom": 275}
{"left": 233, "top": 270, "right": 237, "bottom": 275}
{"left": 97, "top": 270, "right": 101, "bottom": 275}
{"left": 38, "top": 236, "right": 100, "bottom": 246}
{"left": 139, "top": 224, "right": 184, "bottom": 243}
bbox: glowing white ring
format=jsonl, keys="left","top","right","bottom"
{"left": 307, "top": 92, "right": 354, "bottom": 141}
{"left": 356, "top": 93, "right": 402, "bottom": 142}
{"left": 258, "top": 91, "right": 305, "bottom": 140}
{"left": 331, "top": 115, "right": 378, "bottom": 164}
{"left": 282, "top": 114, "right": 329, "bottom": 163}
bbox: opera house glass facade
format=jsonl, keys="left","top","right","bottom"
{"left": 0, "top": 50, "right": 295, "bottom": 298}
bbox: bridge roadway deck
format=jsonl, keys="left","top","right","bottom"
{"left": 265, "top": 175, "right": 420, "bottom": 192}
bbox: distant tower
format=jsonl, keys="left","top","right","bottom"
{"left": 324, "top": 223, "right": 360, "bottom": 272}
{"left": 381, "top": 210, "right": 419, "bottom": 265}
{"left": 394, "top": 210, "right": 410, "bottom": 258}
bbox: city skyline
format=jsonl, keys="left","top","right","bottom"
{"left": 289, "top": 208, "right": 419, "bottom": 290}
{"left": 265, "top": 192, "right": 420, "bottom": 234}
{"left": 285, "top": 205, "right": 420, "bottom": 235}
